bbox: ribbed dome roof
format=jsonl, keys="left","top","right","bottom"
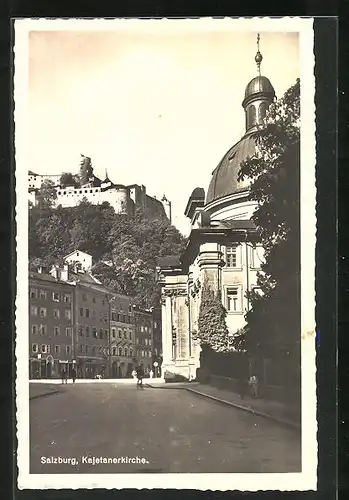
{"left": 206, "top": 133, "right": 256, "bottom": 204}
{"left": 243, "top": 75, "right": 275, "bottom": 105}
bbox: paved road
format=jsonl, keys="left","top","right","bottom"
{"left": 30, "top": 383, "right": 301, "bottom": 474}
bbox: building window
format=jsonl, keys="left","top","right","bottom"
{"left": 55, "top": 345, "right": 60, "bottom": 354}
{"left": 129, "top": 330, "right": 132, "bottom": 340}
{"left": 130, "top": 348, "right": 133, "bottom": 357}
{"left": 118, "top": 329, "right": 122, "bottom": 338}
{"left": 31, "top": 325, "right": 38, "bottom": 335}
{"left": 54, "top": 326, "right": 60, "bottom": 336}
{"left": 86, "top": 326, "right": 90, "bottom": 337}
{"left": 226, "top": 246, "right": 237, "bottom": 268}
{"left": 86, "top": 345, "right": 89, "bottom": 354}
{"left": 99, "top": 329, "right": 103, "bottom": 339}
{"left": 85, "top": 308, "right": 89, "bottom": 318}
{"left": 124, "top": 347, "right": 128, "bottom": 357}
{"left": 31, "top": 306, "right": 38, "bottom": 316}
{"left": 112, "top": 347, "right": 116, "bottom": 355}
{"left": 39, "top": 307, "right": 47, "bottom": 317}
{"left": 79, "top": 326, "right": 83, "bottom": 336}
{"left": 53, "top": 309, "right": 60, "bottom": 319}
{"left": 66, "top": 327, "right": 72, "bottom": 337}
{"left": 65, "top": 309, "right": 71, "bottom": 320}
{"left": 40, "top": 325, "right": 47, "bottom": 335}
{"left": 40, "top": 290, "right": 47, "bottom": 300}
{"left": 52, "top": 292, "right": 60, "bottom": 302}
{"left": 41, "top": 344, "right": 48, "bottom": 354}
{"left": 80, "top": 308, "right": 83, "bottom": 317}
{"left": 119, "top": 347, "right": 123, "bottom": 356}
{"left": 128, "top": 304, "right": 132, "bottom": 313}
{"left": 32, "top": 344, "right": 38, "bottom": 353}
{"left": 226, "top": 288, "right": 240, "bottom": 312}
{"left": 154, "top": 321, "right": 157, "bottom": 329}
{"left": 112, "top": 328, "right": 116, "bottom": 338}
{"left": 251, "top": 246, "right": 265, "bottom": 269}
{"left": 124, "top": 330, "right": 127, "bottom": 339}
{"left": 66, "top": 345, "right": 71, "bottom": 354}
{"left": 104, "top": 330, "right": 108, "bottom": 339}
{"left": 80, "top": 345, "right": 85, "bottom": 353}
{"left": 145, "top": 338, "right": 148, "bottom": 346}
{"left": 93, "top": 328, "right": 97, "bottom": 338}
{"left": 63, "top": 293, "right": 71, "bottom": 303}
{"left": 30, "top": 288, "right": 37, "bottom": 299}
{"left": 149, "top": 339, "right": 152, "bottom": 346}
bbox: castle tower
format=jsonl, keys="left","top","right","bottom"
{"left": 161, "top": 194, "right": 172, "bottom": 223}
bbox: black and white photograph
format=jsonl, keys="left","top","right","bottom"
{"left": 15, "top": 17, "right": 317, "bottom": 491}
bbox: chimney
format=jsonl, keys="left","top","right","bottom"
{"left": 60, "top": 264, "right": 69, "bottom": 282}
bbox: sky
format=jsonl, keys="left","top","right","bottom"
{"left": 27, "top": 24, "right": 299, "bottom": 235}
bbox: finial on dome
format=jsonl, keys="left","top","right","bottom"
{"left": 255, "top": 33, "right": 263, "bottom": 76}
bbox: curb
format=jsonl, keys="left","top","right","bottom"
{"left": 185, "top": 388, "right": 300, "bottom": 431}
{"left": 146, "top": 383, "right": 300, "bottom": 431}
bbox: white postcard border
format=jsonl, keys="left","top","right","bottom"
{"left": 15, "top": 16, "right": 317, "bottom": 491}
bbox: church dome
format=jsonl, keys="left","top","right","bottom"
{"left": 243, "top": 75, "right": 275, "bottom": 107}
{"left": 205, "top": 133, "right": 256, "bottom": 204}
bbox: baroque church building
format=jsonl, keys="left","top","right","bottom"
{"left": 158, "top": 38, "right": 275, "bottom": 380}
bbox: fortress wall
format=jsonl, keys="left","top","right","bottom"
{"left": 144, "top": 195, "right": 167, "bottom": 221}
{"left": 103, "top": 187, "right": 130, "bottom": 214}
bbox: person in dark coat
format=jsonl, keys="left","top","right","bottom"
{"left": 237, "top": 376, "right": 247, "bottom": 400}
{"left": 136, "top": 364, "right": 145, "bottom": 389}
{"left": 71, "top": 367, "right": 77, "bottom": 384}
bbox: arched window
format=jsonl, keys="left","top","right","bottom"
{"left": 119, "top": 347, "right": 123, "bottom": 356}
{"left": 246, "top": 105, "right": 256, "bottom": 129}
{"left": 124, "top": 347, "right": 128, "bottom": 357}
{"left": 258, "top": 102, "right": 269, "bottom": 123}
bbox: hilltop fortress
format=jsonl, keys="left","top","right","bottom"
{"left": 28, "top": 155, "right": 172, "bottom": 222}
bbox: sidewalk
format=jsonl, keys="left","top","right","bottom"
{"left": 146, "top": 382, "right": 300, "bottom": 430}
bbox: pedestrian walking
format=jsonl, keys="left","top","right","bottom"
{"left": 72, "top": 367, "right": 77, "bottom": 384}
{"left": 249, "top": 375, "right": 259, "bottom": 398}
{"left": 149, "top": 369, "right": 154, "bottom": 380}
{"left": 61, "top": 368, "right": 68, "bottom": 385}
{"left": 136, "top": 364, "right": 144, "bottom": 389}
{"left": 132, "top": 369, "right": 137, "bottom": 380}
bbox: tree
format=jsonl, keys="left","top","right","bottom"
{"left": 35, "top": 180, "right": 57, "bottom": 210}
{"left": 60, "top": 172, "right": 80, "bottom": 188}
{"left": 238, "top": 79, "right": 301, "bottom": 386}
{"left": 79, "top": 155, "right": 93, "bottom": 185}
{"left": 28, "top": 196, "right": 187, "bottom": 308}
{"left": 196, "top": 281, "right": 231, "bottom": 353}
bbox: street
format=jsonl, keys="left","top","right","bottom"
{"left": 30, "top": 382, "right": 301, "bottom": 474}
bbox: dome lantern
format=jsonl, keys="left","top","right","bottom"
{"left": 242, "top": 33, "right": 275, "bottom": 132}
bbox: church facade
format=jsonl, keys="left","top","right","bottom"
{"left": 158, "top": 39, "right": 275, "bottom": 380}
